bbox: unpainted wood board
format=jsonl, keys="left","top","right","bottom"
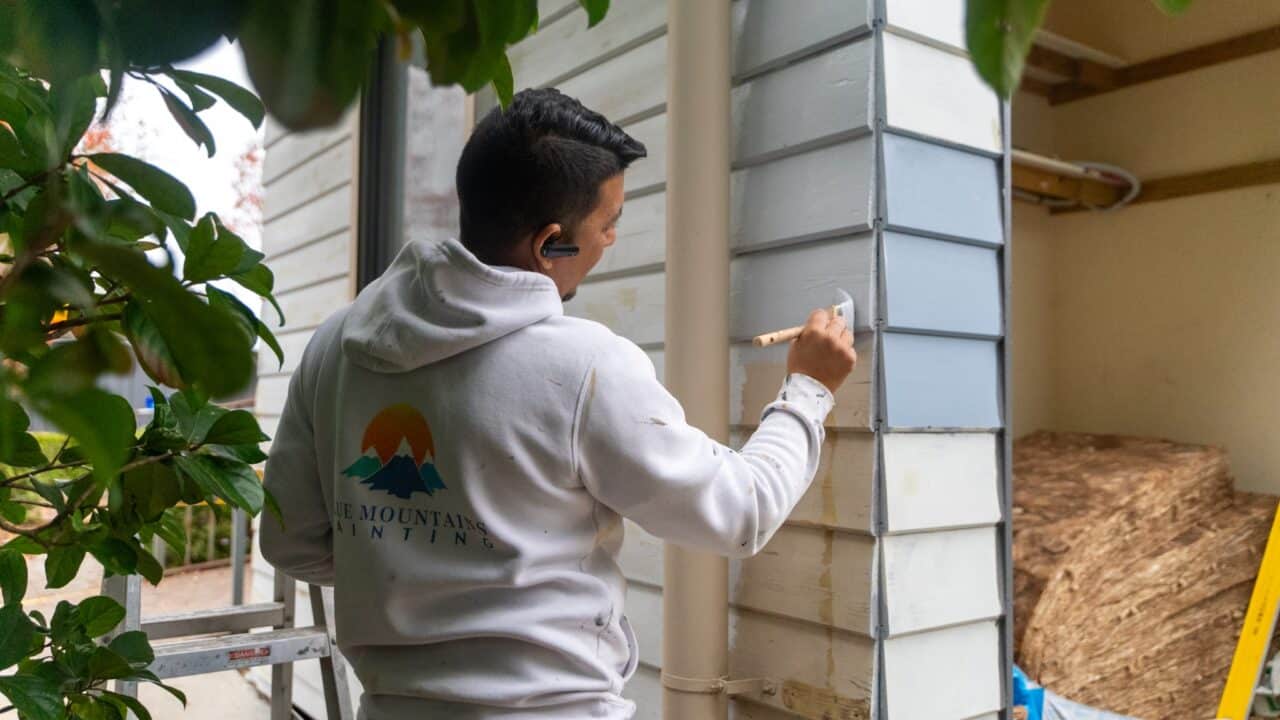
{"left": 263, "top": 140, "right": 354, "bottom": 224}
{"left": 624, "top": 664, "right": 662, "bottom": 720}
{"left": 730, "top": 39, "right": 874, "bottom": 166}
{"left": 882, "top": 620, "right": 1002, "bottom": 720}
{"left": 509, "top": 0, "right": 666, "bottom": 91}
{"left": 258, "top": 327, "right": 315, "bottom": 379}
{"left": 882, "top": 432, "right": 1000, "bottom": 533}
{"left": 883, "top": 33, "right": 1002, "bottom": 154}
{"left": 883, "top": 133, "right": 1003, "bottom": 245}
{"left": 274, "top": 276, "right": 349, "bottom": 334}
{"left": 618, "top": 522, "right": 877, "bottom": 635}
{"left": 739, "top": 430, "right": 875, "bottom": 534}
{"left": 625, "top": 584, "right": 878, "bottom": 716}
{"left": 728, "top": 606, "right": 876, "bottom": 718}
{"left": 884, "top": 0, "right": 966, "bottom": 50}
{"left": 263, "top": 184, "right": 351, "bottom": 260}
{"left": 731, "top": 335, "right": 873, "bottom": 432}
{"left": 270, "top": 233, "right": 352, "bottom": 295}
{"left": 596, "top": 137, "right": 877, "bottom": 279}
{"left": 556, "top": 34, "right": 666, "bottom": 125}
{"left": 730, "top": 697, "right": 808, "bottom": 720}
{"left": 731, "top": 0, "right": 872, "bottom": 79}
{"left": 882, "top": 526, "right": 1002, "bottom": 636}
{"left": 882, "top": 332, "right": 1001, "bottom": 430}
{"left": 263, "top": 108, "right": 356, "bottom": 185}
{"left": 882, "top": 232, "right": 1002, "bottom": 337}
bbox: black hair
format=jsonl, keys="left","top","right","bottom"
{"left": 456, "top": 88, "right": 647, "bottom": 263}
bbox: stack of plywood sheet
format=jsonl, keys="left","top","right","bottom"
{"left": 1013, "top": 431, "right": 1276, "bottom": 720}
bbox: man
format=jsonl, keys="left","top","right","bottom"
{"left": 261, "top": 88, "right": 857, "bottom": 719}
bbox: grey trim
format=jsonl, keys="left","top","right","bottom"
{"left": 871, "top": 0, "right": 889, "bottom": 716}
{"left": 997, "top": 98, "right": 1015, "bottom": 720}
{"left": 356, "top": 37, "right": 408, "bottom": 291}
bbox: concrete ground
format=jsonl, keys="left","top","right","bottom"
{"left": 26, "top": 557, "right": 276, "bottom": 719}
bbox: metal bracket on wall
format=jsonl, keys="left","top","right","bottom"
{"left": 661, "top": 672, "right": 779, "bottom": 698}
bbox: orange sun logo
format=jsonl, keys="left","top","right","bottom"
{"left": 361, "top": 403, "right": 435, "bottom": 464}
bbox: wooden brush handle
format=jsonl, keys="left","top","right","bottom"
{"left": 752, "top": 304, "right": 842, "bottom": 348}
{"left": 752, "top": 325, "right": 804, "bottom": 348}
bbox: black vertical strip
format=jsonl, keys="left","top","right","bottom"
{"left": 997, "top": 98, "right": 1016, "bottom": 720}
{"left": 356, "top": 37, "right": 409, "bottom": 292}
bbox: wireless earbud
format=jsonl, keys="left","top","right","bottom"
{"left": 540, "top": 234, "right": 580, "bottom": 258}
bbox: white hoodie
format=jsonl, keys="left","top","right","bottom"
{"left": 260, "top": 237, "right": 835, "bottom": 719}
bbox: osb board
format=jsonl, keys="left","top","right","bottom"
{"left": 1020, "top": 492, "right": 1277, "bottom": 720}
{"left": 1012, "top": 431, "right": 1234, "bottom": 648}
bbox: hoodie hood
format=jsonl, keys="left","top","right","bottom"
{"left": 341, "top": 238, "right": 563, "bottom": 373}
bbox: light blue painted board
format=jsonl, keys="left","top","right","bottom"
{"left": 883, "top": 133, "right": 1003, "bottom": 245}
{"left": 883, "top": 232, "right": 1002, "bottom": 337}
{"left": 883, "top": 333, "right": 1001, "bottom": 429}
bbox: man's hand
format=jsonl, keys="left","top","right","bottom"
{"left": 786, "top": 308, "right": 857, "bottom": 393}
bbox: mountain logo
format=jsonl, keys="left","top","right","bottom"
{"left": 341, "top": 404, "right": 447, "bottom": 499}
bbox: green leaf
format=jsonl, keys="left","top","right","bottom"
{"left": 1152, "top": 0, "right": 1193, "bottom": 13}
{"left": 133, "top": 670, "right": 186, "bottom": 706}
{"left": 238, "top": 0, "right": 386, "bottom": 132}
{"left": 491, "top": 54, "right": 514, "bottom": 108}
{"left": 158, "top": 88, "right": 216, "bottom": 157}
{"left": 107, "top": 630, "right": 153, "bottom": 666}
{"left": 11, "top": 0, "right": 100, "bottom": 86}
{"left": 44, "top": 545, "right": 86, "bottom": 590}
{"left": 87, "top": 153, "right": 196, "bottom": 220}
{"left": 133, "top": 545, "right": 163, "bottom": 585}
{"left": 88, "top": 646, "right": 133, "bottom": 680}
{"left": 965, "top": 0, "right": 1051, "bottom": 98}
{"left": 123, "top": 299, "right": 184, "bottom": 388}
{"left": 204, "top": 410, "right": 268, "bottom": 446}
{"left": 156, "top": 508, "right": 186, "bottom": 559}
{"left": 0, "top": 549, "right": 27, "bottom": 606}
{"left": 27, "top": 479, "right": 63, "bottom": 512}
{"left": 77, "top": 595, "right": 126, "bottom": 637}
{"left": 31, "top": 387, "right": 135, "bottom": 483}
{"left": 69, "top": 696, "right": 110, "bottom": 720}
{"left": 183, "top": 215, "right": 251, "bottom": 283}
{"left": 508, "top": 0, "right": 539, "bottom": 43}
{"left": 174, "top": 455, "right": 263, "bottom": 514}
{"left": 263, "top": 486, "right": 285, "bottom": 528}
{"left": 100, "top": 691, "right": 152, "bottom": 720}
{"left": 89, "top": 538, "right": 138, "bottom": 576}
{"left": 169, "top": 70, "right": 266, "bottom": 129}
{"left": 172, "top": 77, "right": 216, "bottom": 112}
{"left": 229, "top": 264, "right": 283, "bottom": 319}
{"left": 0, "top": 604, "right": 35, "bottom": 669}
{"left": 169, "top": 391, "right": 225, "bottom": 446}
{"left": 72, "top": 240, "right": 254, "bottom": 397}
{"left": 1, "top": 432, "right": 49, "bottom": 468}
{"left": 3, "top": 535, "right": 44, "bottom": 555}
{"left": 50, "top": 73, "right": 102, "bottom": 157}
{"left": 122, "top": 461, "right": 181, "bottom": 522}
{"left": 0, "top": 674, "right": 63, "bottom": 720}
{"left": 578, "top": 0, "right": 609, "bottom": 27}
{"left": 205, "top": 442, "right": 268, "bottom": 465}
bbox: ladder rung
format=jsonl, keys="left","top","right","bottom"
{"left": 150, "top": 627, "right": 332, "bottom": 679}
{"left": 143, "top": 603, "right": 287, "bottom": 640}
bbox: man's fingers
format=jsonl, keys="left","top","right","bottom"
{"left": 827, "top": 314, "right": 847, "bottom": 334}
{"left": 805, "top": 308, "right": 830, "bottom": 331}
{"left": 840, "top": 328, "right": 853, "bottom": 345}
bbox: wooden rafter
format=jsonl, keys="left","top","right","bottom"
{"left": 1044, "top": 24, "right": 1280, "bottom": 104}
{"left": 1047, "top": 157, "right": 1280, "bottom": 213}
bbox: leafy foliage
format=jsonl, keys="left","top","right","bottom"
{"left": 0, "top": 1, "right": 614, "bottom": 717}
{"left": 966, "top": 0, "right": 1194, "bottom": 97}
{"left": 0, "top": 0, "right": 612, "bottom": 133}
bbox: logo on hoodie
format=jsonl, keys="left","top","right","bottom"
{"left": 341, "top": 404, "right": 447, "bottom": 499}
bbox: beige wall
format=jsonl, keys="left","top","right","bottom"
{"left": 1011, "top": 1, "right": 1280, "bottom": 493}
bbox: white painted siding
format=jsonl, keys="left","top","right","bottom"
{"left": 502, "top": 3, "right": 885, "bottom": 716}
{"left": 251, "top": 109, "right": 359, "bottom": 717}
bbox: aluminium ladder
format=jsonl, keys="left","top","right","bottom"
{"left": 100, "top": 563, "right": 353, "bottom": 719}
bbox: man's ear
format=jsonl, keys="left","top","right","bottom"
{"left": 531, "top": 222, "right": 563, "bottom": 271}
